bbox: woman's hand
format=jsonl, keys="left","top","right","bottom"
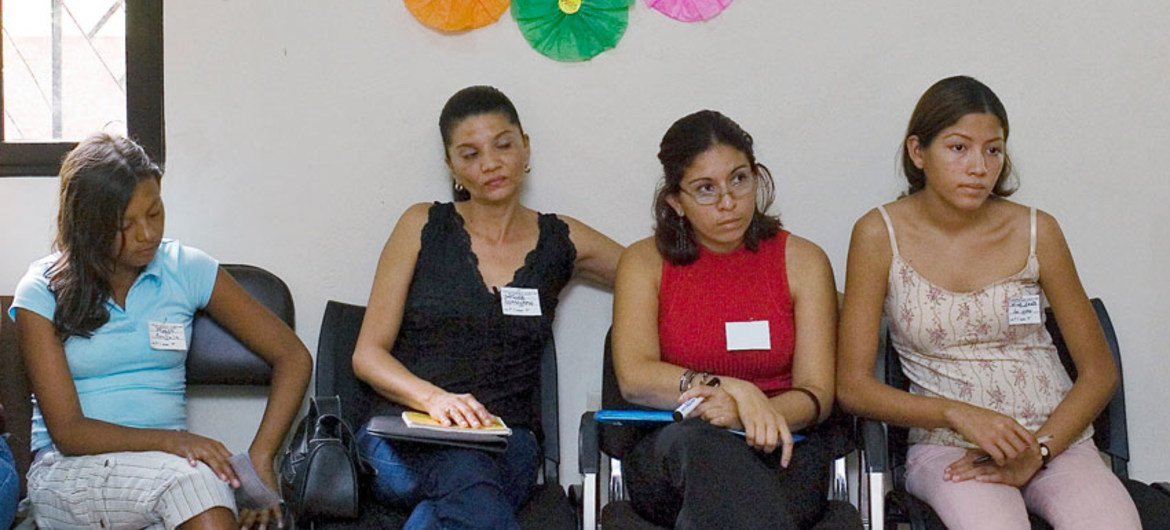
{"left": 424, "top": 391, "right": 495, "bottom": 428}
{"left": 944, "top": 401, "right": 1036, "bottom": 466}
{"left": 163, "top": 431, "right": 239, "bottom": 488}
{"left": 723, "top": 380, "right": 795, "bottom": 466}
{"left": 237, "top": 451, "right": 284, "bottom": 529}
{"left": 944, "top": 446, "right": 1043, "bottom": 487}
{"left": 684, "top": 385, "right": 740, "bottom": 429}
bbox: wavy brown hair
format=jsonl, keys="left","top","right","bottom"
{"left": 48, "top": 133, "right": 163, "bottom": 340}
{"left": 653, "top": 110, "right": 781, "bottom": 265}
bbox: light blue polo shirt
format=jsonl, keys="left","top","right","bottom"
{"left": 9, "top": 240, "right": 219, "bottom": 452}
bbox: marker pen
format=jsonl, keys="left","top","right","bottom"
{"left": 673, "top": 376, "right": 720, "bottom": 421}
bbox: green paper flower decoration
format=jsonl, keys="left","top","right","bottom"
{"left": 511, "top": 0, "right": 632, "bottom": 62}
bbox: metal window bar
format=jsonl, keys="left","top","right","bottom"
{"left": 5, "top": 0, "right": 124, "bottom": 141}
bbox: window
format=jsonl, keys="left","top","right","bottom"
{"left": 0, "top": 0, "right": 162, "bottom": 177}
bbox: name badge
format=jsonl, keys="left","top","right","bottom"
{"left": 725, "top": 320, "right": 771, "bottom": 351}
{"left": 500, "top": 287, "right": 542, "bottom": 317}
{"left": 149, "top": 321, "right": 187, "bottom": 351}
{"left": 1008, "top": 295, "right": 1042, "bottom": 325}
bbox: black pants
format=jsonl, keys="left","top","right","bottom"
{"left": 624, "top": 419, "right": 833, "bottom": 530}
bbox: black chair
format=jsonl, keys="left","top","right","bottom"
{"left": 860, "top": 298, "right": 1170, "bottom": 530}
{"left": 0, "top": 263, "right": 297, "bottom": 527}
{"left": 576, "top": 328, "right": 864, "bottom": 529}
{"left": 188, "top": 264, "right": 296, "bottom": 385}
{"left": 308, "top": 300, "right": 576, "bottom": 529}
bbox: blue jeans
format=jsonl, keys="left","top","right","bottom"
{"left": 0, "top": 435, "right": 18, "bottom": 530}
{"left": 356, "top": 423, "right": 539, "bottom": 530}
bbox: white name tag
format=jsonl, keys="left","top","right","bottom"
{"left": 725, "top": 320, "right": 771, "bottom": 351}
{"left": 1008, "top": 295, "right": 1042, "bottom": 325}
{"left": 500, "top": 287, "right": 542, "bottom": 317}
{"left": 149, "top": 321, "right": 187, "bottom": 351}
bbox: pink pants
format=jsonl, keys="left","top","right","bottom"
{"left": 905, "top": 439, "right": 1140, "bottom": 530}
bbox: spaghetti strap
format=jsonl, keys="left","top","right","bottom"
{"left": 1029, "top": 207, "right": 1037, "bottom": 256}
{"left": 877, "top": 205, "right": 900, "bottom": 256}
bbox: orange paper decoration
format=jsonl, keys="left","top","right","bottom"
{"left": 404, "top": 0, "right": 511, "bottom": 32}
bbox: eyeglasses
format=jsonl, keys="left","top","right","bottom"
{"left": 679, "top": 171, "right": 757, "bottom": 206}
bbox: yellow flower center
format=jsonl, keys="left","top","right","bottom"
{"left": 558, "top": 0, "right": 582, "bottom": 15}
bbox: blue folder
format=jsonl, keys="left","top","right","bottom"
{"left": 595, "top": 409, "right": 805, "bottom": 442}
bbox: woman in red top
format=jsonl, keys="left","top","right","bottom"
{"left": 613, "top": 110, "right": 838, "bottom": 529}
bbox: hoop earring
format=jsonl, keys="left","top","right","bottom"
{"left": 454, "top": 182, "right": 465, "bottom": 192}
{"left": 524, "top": 165, "right": 531, "bottom": 174}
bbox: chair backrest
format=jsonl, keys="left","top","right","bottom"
{"left": 884, "top": 297, "right": 1127, "bottom": 488}
{"left": 598, "top": 327, "right": 658, "bottom": 460}
{"left": 187, "top": 263, "right": 295, "bottom": 385}
{"left": 0, "top": 296, "right": 32, "bottom": 499}
{"left": 314, "top": 300, "right": 562, "bottom": 483}
{"left": 0, "top": 263, "right": 293, "bottom": 499}
{"left": 1049, "top": 298, "right": 1128, "bottom": 477}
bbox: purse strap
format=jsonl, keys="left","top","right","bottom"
{"left": 309, "top": 395, "right": 371, "bottom": 473}
{"left": 310, "top": 395, "right": 343, "bottom": 419}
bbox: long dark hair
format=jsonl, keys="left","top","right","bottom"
{"left": 48, "top": 133, "right": 163, "bottom": 340}
{"left": 653, "top": 110, "right": 781, "bottom": 265}
{"left": 438, "top": 85, "right": 524, "bottom": 202}
{"left": 902, "top": 76, "right": 1017, "bottom": 196}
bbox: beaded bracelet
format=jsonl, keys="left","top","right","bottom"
{"left": 784, "top": 387, "right": 822, "bottom": 425}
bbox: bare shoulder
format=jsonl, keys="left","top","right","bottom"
{"left": 556, "top": 213, "right": 587, "bottom": 231}
{"left": 621, "top": 237, "right": 663, "bottom": 270}
{"left": 784, "top": 233, "right": 831, "bottom": 270}
{"left": 990, "top": 199, "right": 1062, "bottom": 239}
{"left": 851, "top": 207, "right": 893, "bottom": 246}
{"left": 1033, "top": 207, "right": 1065, "bottom": 239}
{"left": 1031, "top": 206, "right": 1074, "bottom": 266}
{"left": 397, "top": 202, "right": 433, "bottom": 230}
{"left": 385, "top": 202, "right": 434, "bottom": 242}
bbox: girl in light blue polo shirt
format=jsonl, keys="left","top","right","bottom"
{"left": 9, "top": 133, "right": 312, "bottom": 530}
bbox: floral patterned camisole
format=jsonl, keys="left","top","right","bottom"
{"left": 878, "top": 205, "right": 1091, "bottom": 448}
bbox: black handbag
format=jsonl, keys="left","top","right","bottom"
{"left": 280, "top": 395, "right": 367, "bottom": 523}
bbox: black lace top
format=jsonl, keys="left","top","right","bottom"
{"left": 370, "top": 202, "right": 576, "bottom": 429}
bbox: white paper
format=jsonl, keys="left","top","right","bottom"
{"left": 149, "top": 321, "right": 187, "bottom": 351}
{"left": 725, "top": 320, "right": 771, "bottom": 351}
{"left": 500, "top": 287, "right": 542, "bottom": 316}
{"left": 1008, "top": 294, "right": 1042, "bottom": 325}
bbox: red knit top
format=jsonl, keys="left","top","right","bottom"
{"left": 658, "top": 231, "right": 795, "bottom": 397}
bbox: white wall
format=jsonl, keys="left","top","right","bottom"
{"left": 3, "top": 1, "right": 1168, "bottom": 483}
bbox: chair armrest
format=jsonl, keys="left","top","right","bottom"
{"left": 577, "top": 411, "right": 600, "bottom": 530}
{"left": 860, "top": 418, "right": 889, "bottom": 473}
{"left": 1154, "top": 482, "right": 1170, "bottom": 497}
{"left": 579, "top": 412, "right": 599, "bottom": 475}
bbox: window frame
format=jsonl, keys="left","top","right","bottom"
{"left": 0, "top": 0, "right": 163, "bottom": 177}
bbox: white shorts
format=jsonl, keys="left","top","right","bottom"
{"left": 28, "top": 450, "right": 237, "bottom": 530}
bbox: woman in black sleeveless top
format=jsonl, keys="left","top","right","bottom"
{"left": 351, "top": 86, "right": 621, "bottom": 529}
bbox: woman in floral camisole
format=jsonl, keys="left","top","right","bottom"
{"left": 836, "top": 76, "right": 1140, "bottom": 529}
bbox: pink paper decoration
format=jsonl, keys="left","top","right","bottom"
{"left": 645, "top": 0, "right": 733, "bottom": 22}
